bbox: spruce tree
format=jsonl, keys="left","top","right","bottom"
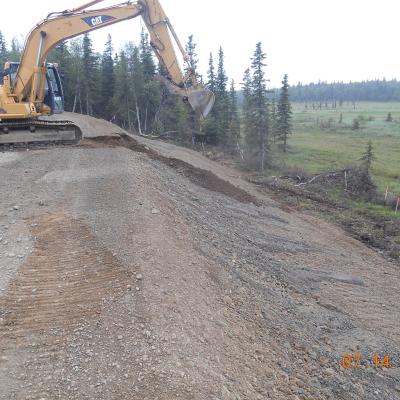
{"left": 124, "top": 41, "right": 160, "bottom": 134}
{"left": 241, "top": 68, "right": 254, "bottom": 147}
{"left": 360, "top": 141, "right": 376, "bottom": 175}
{"left": 207, "top": 52, "right": 216, "bottom": 92}
{"left": 355, "top": 140, "right": 377, "bottom": 199}
{"left": 140, "top": 30, "right": 156, "bottom": 79}
{"left": 112, "top": 50, "right": 130, "bottom": 129}
{"left": 69, "top": 38, "right": 84, "bottom": 113}
{"left": 204, "top": 52, "right": 218, "bottom": 143}
{"left": 227, "top": 79, "right": 240, "bottom": 151}
{"left": 216, "top": 47, "right": 228, "bottom": 96}
{"left": 276, "top": 74, "right": 292, "bottom": 152}
{"left": 214, "top": 46, "right": 229, "bottom": 145}
{"left": 181, "top": 35, "right": 201, "bottom": 141}
{"left": 247, "top": 42, "right": 269, "bottom": 171}
{"left": 129, "top": 43, "right": 145, "bottom": 133}
{"left": 270, "top": 97, "right": 277, "bottom": 142}
{"left": 138, "top": 32, "right": 161, "bottom": 133}
{"left": 184, "top": 34, "right": 199, "bottom": 81}
{"left": 81, "top": 33, "right": 99, "bottom": 116}
{"left": 99, "top": 34, "right": 114, "bottom": 120}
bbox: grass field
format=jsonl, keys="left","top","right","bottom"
{"left": 278, "top": 102, "right": 400, "bottom": 195}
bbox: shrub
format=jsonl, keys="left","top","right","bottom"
{"left": 346, "top": 167, "right": 378, "bottom": 201}
{"left": 352, "top": 118, "right": 360, "bottom": 130}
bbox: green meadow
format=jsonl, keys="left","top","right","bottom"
{"left": 279, "top": 102, "right": 400, "bottom": 195}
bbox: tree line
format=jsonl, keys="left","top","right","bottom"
{"left": 0, "top": 31, "right": 21, "bottom": 67}
{"left": 288, "top": 80, "right": 400, "bottom": 103}
{"left": 0, "top": 30, "right": 292, "bottom": 172}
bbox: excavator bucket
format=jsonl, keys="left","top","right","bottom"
{"left": 187, "top": 88, "right": 215, "bottom": 119}
{"left": 157, "top": 76, "right": 215, "bottom": 119}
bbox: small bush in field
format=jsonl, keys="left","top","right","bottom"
{"left": 352, "top": 118, "right": 360, "bottom": 130}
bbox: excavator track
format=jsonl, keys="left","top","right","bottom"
{"left": 0, "top": 119, "right": 82, "bottom": 148}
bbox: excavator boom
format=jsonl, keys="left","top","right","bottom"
{"left": 0, "top": 0, "right": 214, "bottom": 146}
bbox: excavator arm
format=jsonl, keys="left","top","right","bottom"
{"left": 6, "top": 0, "right": 214, "bottom": 121}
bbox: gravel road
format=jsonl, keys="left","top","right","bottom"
{"left": 0, "top": 113, "right": 399, "bottom": 399}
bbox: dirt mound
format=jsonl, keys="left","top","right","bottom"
{"left": 83, "top": 134, "right": 260, "bottom": 205}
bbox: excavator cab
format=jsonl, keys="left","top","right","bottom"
{"left": 4, "top": 62, "right": 64, "bottom": 115}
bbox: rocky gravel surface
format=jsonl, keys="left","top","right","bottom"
{"left": 0, "top": 113, "right": 399, "bottom": 399}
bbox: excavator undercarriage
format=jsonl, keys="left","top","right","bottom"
{"left": 0, "top": 119, "right": 82, "bottom": 147}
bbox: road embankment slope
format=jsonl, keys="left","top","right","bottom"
{"left": 0, "top": 112, "right": 399, "bottom": 399}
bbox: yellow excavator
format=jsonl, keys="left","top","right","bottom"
{"left": 0, "top": 0, "right": 214, "bottom": 146}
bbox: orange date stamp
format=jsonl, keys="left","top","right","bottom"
{"left": 340, "top": 353, "right": 396, "bottom": 369}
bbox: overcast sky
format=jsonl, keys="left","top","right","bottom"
{"left": 2, "top": 0, "right": 399, "bottom": 87}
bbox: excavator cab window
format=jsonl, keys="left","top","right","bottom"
{"left": 44, "top": 65, "right": 64, "bottom": 114}
{"left": 10, "top": 63, "right": 18, "bottom": 84}
{"left": 0, "top": 63, "right": 18, "bottom": 86}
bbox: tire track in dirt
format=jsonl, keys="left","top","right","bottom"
{"left": 0, "top": 211, "right": 133, "bottom": 369}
